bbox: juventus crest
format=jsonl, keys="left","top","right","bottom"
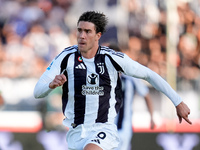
{"left": 97, "top": 63, "right": 105, "bottom": 74}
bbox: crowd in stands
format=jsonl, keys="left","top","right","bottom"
{"left": 0, "top": 0, "right": 199, "bottom": 91}
{"left": 0, "top": 2, "right": 199, "bottom": 149}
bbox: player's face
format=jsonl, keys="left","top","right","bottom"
{"left": 77, "top": 21, "right": 101, "bottom": 57}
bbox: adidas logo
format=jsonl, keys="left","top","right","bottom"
{"left": 91, "top": 139, "right": 100, "bottom": 144}
{"left": 75, "top": 63, "right": 86, "bottom": 69}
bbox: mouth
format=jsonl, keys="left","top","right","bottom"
{"left": 78, "top": 41, "right": 86, "bottom": 46}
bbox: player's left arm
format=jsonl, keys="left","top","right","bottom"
{"left": 117, "top": 54, "right": 192, "bottom": 125}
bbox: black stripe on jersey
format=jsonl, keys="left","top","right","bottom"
{"left": 101, "top": 46, "right": 124, "bottom": 58}
{"left": 61, "top": 54, "right": 72, "bottom": 114}
{"left": 117, "top": 76, "right": 125, "bottom": 129}
{"left": 74, "top": 52, "right": 87, "bottom": 126}
{"left": 95, "top": 54, "right": 111, "bottom": 123}
{"left": 115, "top": 75, "right": 123, "bottom": 113}
{"left": 105, "top": 54, "right": 124, "bottom": 72}
{"left": 112, "top": 52, "right": 124, "bottom": 58}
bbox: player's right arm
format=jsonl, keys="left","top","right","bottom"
{"left": 34, "top": 51, "right": 67, "bottom": 99}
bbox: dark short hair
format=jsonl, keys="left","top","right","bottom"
{"left": 77, "top": 11, "right": 108, "bottom": 34}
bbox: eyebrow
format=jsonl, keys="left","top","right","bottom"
{"left": 77, "top": 28, "right": 92, "bottom": 32}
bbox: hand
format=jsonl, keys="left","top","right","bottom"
{"left": 150, "top": 118, "right": 156, "bottom": 129}
{"left": 0, "top": 94, "right": 4, "bottom": 106}
{"left": 49, "top": 74, "right": 67, "bottom": 89}
{"left": 176, "top": 101, "right": 192, "bottom": 125}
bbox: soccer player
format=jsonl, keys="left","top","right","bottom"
{"left": 108, "top": 44, "right": 155, "bottom": 150}
{"left": 34, "top": 11, "right": 192, "bottom": 150}
{"left": 0, "top": 91, "right": 4, "bottom": 107}
{"left": 115, "top": 76, "right": 155, "bottom": 150}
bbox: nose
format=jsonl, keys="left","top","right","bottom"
{"left": 79, "top": 31, "right": 85, "bottom": 39}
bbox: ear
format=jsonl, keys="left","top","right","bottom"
{"left": 96, "top": 32, "right": 102, "bottom": 40}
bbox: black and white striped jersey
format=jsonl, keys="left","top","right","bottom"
{"left": 34, "top": 45, "right": 182, "bottom": 128}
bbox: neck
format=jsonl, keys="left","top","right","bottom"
{"left": 81, "top": 44, "right": 99, "bottom": 59}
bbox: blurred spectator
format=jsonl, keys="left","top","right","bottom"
{"left": 157, "top": 133, "right": 200, "bottom": 150}
{"left": 176, "top": 2, "right": 200, "bottom": 91}
{"left": 0, "top": 132, "right": 23, "bottom": 150}
{"left": 178, "top": 33, "right": 199, "bottom": 79}
{"left": 48, "top": 25, "right": 71, "bottom": 55}
{"left": 0, "top": 0, "right": 199, "bottom": 107}
{"left": 37, "top": 130, "right": 68, "bottom": 150}
{"left": 148, "top": 38, "right": 166, "bottom": 77}
{"left": 0, "top": 90, "right": 4, "bottom": 108}
{"left": 0, "top": 1, "right": 199, "bottom": 149}
{"left": 0, "top": 0, "right": 199, "bottom": 82}
{"left": 23, "top": 24, "right": 52, "bottom": 62}
{"left": 127, "top": 36, "right": 142, "bottom": 61}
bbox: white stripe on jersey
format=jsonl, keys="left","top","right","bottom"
{"left": 64, "top": 54, "right": 75, "bottom": 121}
{"left": 105, "top": 56, "right": 118, "bottom": 123}
{"left": 82, "top": 57, "right": 99, "bottom": 125}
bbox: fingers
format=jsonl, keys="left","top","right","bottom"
{"left": 60, "top": 74, "right": 67, "bottom": 82}
{"left": 150, "top": 119, "right": 155, "bottom": 129}
{"left": 183, "top": 116, "right": 192, "bottom": 125}
{"left": 55, "top": 74, "right": 67, "bottom": 85}
{"left": 178, "top": 112, "right": 192, "bottom": 124}
{"left": 178, "top": 114, "right": 193, "bottom": 125}
{"left": 150, "top": 123, "right": 155, "bottom": 129}
{"left": 182, "top": 109, "right": 192, "bottom": 124}
{"left": 49, "top": 74, "right": 67, "bottom": 89}
{"left": 178, "top": 114, "right": 182, "bottom": 123}
{"left": 176, "top": 101, "right": 192, "bottom": 125}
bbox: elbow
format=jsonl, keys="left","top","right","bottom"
{"left": 33, "top": 79, "right": 52, "bottom": 99}
{"left": 33, "top": 90, "right": 40, "bottom": 99}
{"left": 34, "top": 93, "right": 40, "bottom": 99}
{"left": 34, "top": 92, "right": 44, "bottom": 99}
{"left": 33, "top": 88, "right": 43, "bottom": 99}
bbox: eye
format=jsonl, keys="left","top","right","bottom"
{"left": 77, "top": 28, "right": 82, "bottom": 33}
{"left": 86, "top": 30, "right": 91, "bottom": 33}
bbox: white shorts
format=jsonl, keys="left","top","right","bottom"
{"left": 116, "top": 128, "right": 132, "bottom": 150}
{"left": 66, "top": 123, "right": 120, "bottom": 150}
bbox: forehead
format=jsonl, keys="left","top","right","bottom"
{"left": 77, "top": 21, "right": 96, "bottom": 30}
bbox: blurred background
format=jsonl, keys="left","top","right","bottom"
{"left": 0, "top": 0, "right": 200, "bottom": 149}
